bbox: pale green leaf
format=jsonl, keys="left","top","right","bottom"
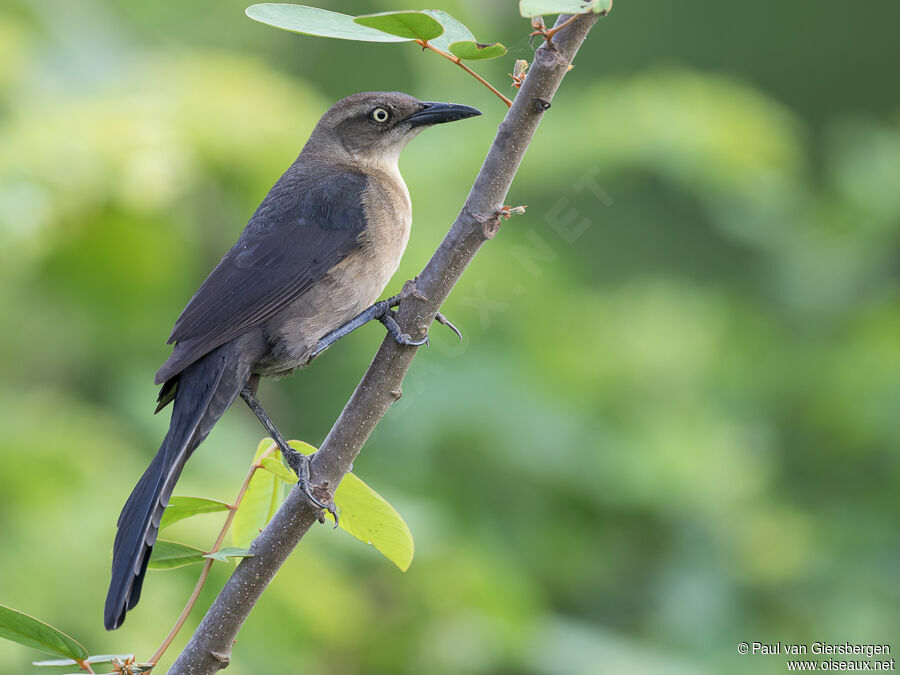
{"left": 147, "top": 540, "right": 206, "bottom": 570}
{"left": 253, "top": 437, "right": 279, "bottom": 462}
{"left": 519, "top": 0, "right": 611, "bottom": 18}
{"left": 232, "top": 442, "right": 284, "bottom": 548}
{"left": 260, "top": 456, "right": 297, "bottom": 484}
{"left": 34, "top": 654, "right": 133, "bottom": 667}
{"left": 421, "top": 10, "right": 506, "bottom": 60}
{"left": 449, "top": 41, "right": 507, "bottom": 61}
{"left": 353, "top": 11, "right": 443, "bottom": 41}
{"left": 246, "top": 4, "right": 410, "bottom": 42}
{"left": 0, "top": 605, "right": 88, "bottom": 660}
{"left": 159, "top": 496, "right": 231, "bottom": 531}
{"left": 422, "top": 9, "right": 474, "bottom": 52}
{"left": 287, "top": 439, "right": 317, "bottom": 456}
{"left": 327, "top": 473, "right": 414, "bottom": 572}
{"left": 204, "top": 546, "right": 253, "bottom": 563}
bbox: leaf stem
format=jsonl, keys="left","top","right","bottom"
{"left": 76, "top": 659, "right": 96, "bottom": 674}
{"left": 414, "top": 39, "right": 512, "bottom": 108}
{"left": 543, "top": 13, "right": 580, "bottom": 41}
{"left": 147, "top": 443, "right": 278, "bottom": 667}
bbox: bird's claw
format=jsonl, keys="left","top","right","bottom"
{"left": 283, "top": 448, "right": 339, "bottom": 528}
{"left": 379, "top": 309, "right": 428, "bottom": 348}
{"left": 399, "top": 332, "right": 429, "bottom": 347}
{"left": 435, "top": 312, "right": 463, "bottom": 341}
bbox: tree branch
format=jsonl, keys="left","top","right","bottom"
{"left": 170, "top": 12, "right": 600, "bottom": 674}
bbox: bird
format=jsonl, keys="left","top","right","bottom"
{"left": 104, "top": 91, "right": 481, "bottom": 631}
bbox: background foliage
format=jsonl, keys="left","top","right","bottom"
{"left": 1, "top": 1, "right": 898, "bottom": 673}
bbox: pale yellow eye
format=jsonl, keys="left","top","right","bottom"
{"left": 370, "top": 107, "right": 390, "bottom": 123}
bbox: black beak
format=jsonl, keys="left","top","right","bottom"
{"left": 405, "top": 101, "right": 482, "bottom": 127}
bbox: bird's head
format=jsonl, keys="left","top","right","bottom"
{"left": 304, "top": 91, "right": 481, "bottom": 168}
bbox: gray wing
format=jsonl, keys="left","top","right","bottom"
{"left": 155, "top": 167, "right": 368, "bottom": 385}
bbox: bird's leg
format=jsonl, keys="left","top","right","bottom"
{"left": 311, "top": 293, "right": 462, "bottom": 358}
{"left": 239, "top": 383, "right": 338, "bottom": 525}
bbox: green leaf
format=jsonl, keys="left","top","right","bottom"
{"left": 34, "top": 654, "right": 133, "bottom": 667}
{"left": 204, "top": 546, "right": 253, "bottom": 563}
{"left": 159, "top": 496, "right": 231, "bottom": 531}
{"left": 353, "top": 11, "right": 443, "bottom": 41}
{"left": 246, "top": 4, "right": 410, "bottom": 42}
{"left": 283, "top": 440, "right": 413, "bottom": 570}
{"left": 422, "top": 9, "right": 474, "bottom": 51}
{"left": 328, "top": 473, "right": 414, "bottom": 572}
{"left": 260, "top": 456, "right": 297, "bottom": 484}
{"left": 232, "top": 440, "right": 284, "bottom": 548}
{"left": 0, "top": 605, "right": 88, "bottom": 661}
{"left": 287, "top": 439, "right": 317, "bottom": 455}
{"left": 518, "top": 0, "right": 611, "bottom": 17}
{"left": 449, "top": 41, "right": 507, "bottom": 61}
{"left": 147, "top": 540, "right": 206, "bottom": 570}
{"left": 422, "top": 10, "right": 507, "bottom": 60}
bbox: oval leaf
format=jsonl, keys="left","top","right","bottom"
{"left": 147, "top": 540, "right": 206, "bottom": 570}
{"left": 287, "top": 439, "right": 317, "bottom": 456}
{"left": 232, "top": 443, "right": 284, "bottom": 548}
{"left": 260, "top": 456, "right": 297, "bottom": 484}
{"left": 246, "top": 4, "right": 410, "bottom": 42}
{"left": 449, "top": 41, "right": 507, "bottom": 61}
{"left": 159, "top": 496, "right": 231, "bottom": 531}
{"left": 519, "top": 0, "right": 610, "bottom": 17}
{"left": 34, "top": 654, "right": 134, "bottom": 667}
{"left": 253, "top": 437, "right": 279, "bottom": 461}
{"left": 422, "top": 9, "right": 474, "bottom": 52}
{"left": 204, "top": 546, "right": 253, "bottom": 563}
{"left": 327, "top": 473, "right": 414, "bottom": 572}
{"left": 0, "top": 605, "right": 88, "bottom": 660}
{"left": 422, "top": 10, "right": 506, "bottom": 60}
{"left": 353, "top": 11, "right": 443, "bottom": 41}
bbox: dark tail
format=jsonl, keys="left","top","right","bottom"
{"left": 105, "top": 343, "right": 249, "bottom": 630}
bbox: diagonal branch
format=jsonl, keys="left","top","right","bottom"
{"left": 170, "top": 11, "right": 601, "bottom": 674}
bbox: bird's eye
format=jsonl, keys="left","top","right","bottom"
{"left": 370, "top": 107, "right": 391, "bottom": 124}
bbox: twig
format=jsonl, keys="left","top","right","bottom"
{"left": 542, "top": 13, "right": 579, "bottom": 42}
{"left": 170, "top": 12, "right": 599, "bottom": 674}
{"left": 147, "top": 444, "right": 277, "bottom": 666}
{"left": 414, "top": 39, "right": 513, "bottom": 108}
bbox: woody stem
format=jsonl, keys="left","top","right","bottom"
{"left": 415, "top": 39, "right": 513, "bottom": 108}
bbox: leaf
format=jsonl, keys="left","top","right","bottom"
{"left": 287, "top": 439, "right": 317, "bottom": 456}
{"left": 147, "top": 540, "right": 206, "bottom": 570}
{"left": 159, "top": 496, "right": 231, "bottom": 531}
{"left": 283, "top": 440, "right": 413, "bottom": 570}
{"left": 34, "top": 654, "right": 133, "bottom": 667}
{"left": 422, "top": 10, "right": 507, "bottom": 60}
{"left": 353, "top": 11, "right": 443, "bottom": 42}
{"left": 327, "top": 473, "right": 414, "bottom": 572}
{"left": 0, "top": 605, "right": 88, "bottom": 661}
{"left": 232, "top": 440, "right": 284, "bottom": 548}
{"left": 449, "top": 41, "right": 507, "bottom": 61}
{"left": 422, "top": 9, "right": 474, "bottom": 51}
{"left": 203, "top": 546, "right": 254, "bottom": 563}
{"left": 518, "top": 0, "right": 611, "bottom": 17}
{"left": 260, "top": 456, "right": 297, "bottom": 484}
{"left": 246, "top": 4, "right": 410, "bottom": 42}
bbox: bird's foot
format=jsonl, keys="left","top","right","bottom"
{"left": 282, "top": 447, "right": 339, "bottom": 527}
{"left": 378, "top": 282, "right": 463, "bottom": 347}
{"left": 379, "top": 309, "right": 429, "bottom": 347}
{"left": 310, "top": 290, "right": 463, "bottom": 357}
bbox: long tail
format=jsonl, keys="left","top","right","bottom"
{"left": 104, "top": 343, "right": 248, "bottom": 630}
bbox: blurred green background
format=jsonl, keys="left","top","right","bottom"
{"left": 1, "top": 1, "right": 899, "bottom": 673}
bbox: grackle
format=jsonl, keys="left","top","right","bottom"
{"left": 105, "top": 92, "right": 480, "bottom": 630}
